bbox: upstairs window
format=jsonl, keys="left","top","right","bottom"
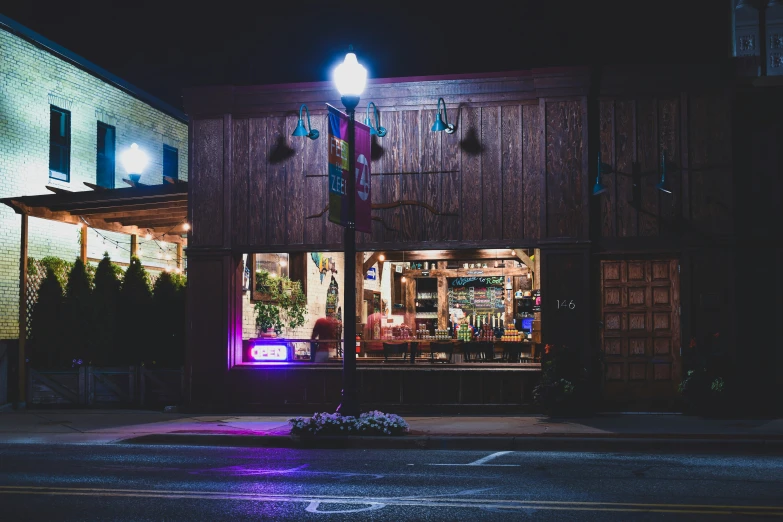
{"left": 96, "top": 122, "right": 116, "bottom": 189}
{"left": 163, "top": 145, "right": 178, "bottom": 182}
{"left": 49, "top": 106, "right": 71, "bottom": 181}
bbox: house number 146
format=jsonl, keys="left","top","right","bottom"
{"left": 557, "top": 300, "right": 576, "bottom": 310}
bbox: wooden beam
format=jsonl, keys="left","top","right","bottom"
{"left": 377, "top": 249, "right": 520, "bottom": 262}
{"left": 83, "top": 182, "right": 109, "bottom": 191}
{"left": 46, "top": 186, "right": 72, "bottom": 194}
{"left": 130, "top": 234, "right": 138, "bottom": 258}
{"left": 362, "top": 252, "right": 381, "bottom": 274}
{"left": 514, "top": 249, "right": 534, "bottom": 272}
{"left": 163, "top": 175, "right": 185, "bottom": 185}
{"left": 52, "top": 196, "right": 186, "bottom": 213}
{"left": 403, "top": 267, "right": 529, "bottom": 278}
{"left": 18, "top": 213, "right": 28, "bottom": 406}
{"left": 73, "top": 201, "right": 188, "bottom": 216}
{"left": 177, "top": 243, "right": 183, "bottom": 270}
{"left": 80, "top": 223, "right": 87, "bottom": 264}
{"left": 103, "top": 211, "right": 187, "bottom": 224}
{"left": 122, "top": 178, "right": 151, "bottom": 188}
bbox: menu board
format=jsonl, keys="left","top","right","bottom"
{"left": 447, "top": 276, "right": 505, "bottom": 313}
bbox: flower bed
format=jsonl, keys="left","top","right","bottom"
{"left": 289, "top": 411, "right": 410, "bottom": 437}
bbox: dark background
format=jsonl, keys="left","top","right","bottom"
{"left": 2, "top": 0, "right": 730, "bottom": 111}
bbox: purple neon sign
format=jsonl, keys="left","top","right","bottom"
{"left": 250, "top": 343, "right": 288, "bottom": 361}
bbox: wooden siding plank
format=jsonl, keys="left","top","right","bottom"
{"left": 421, "top": 109, "right": 442, "bottom": 242}
{"left": 658, "top": 97, "right": 680, "bottom": 233}
{"left": 522, "top": 104, "right": 541, "bottom": 240}
{"left": 501, "top": 105, "right": 523, "bottom": 241}
{"left": 461, "top": 107, "right": 482, "bottom": 241}
{"left": 399, "top": 110, "right": 422, "bottom": 243}
{"left": 482, "top": 106, "right": 502, "bottom": 240}
{"left": 381, "top": 111, "right": 402, "bottom": 243}
{"left": 231, "top": 118, "right": 249, "bottom": 247}
{"left": 545, "top": 101, "right": 583, "bottom": 238}
{"left": 599, "top": 100, "right": 616, "bottom": 237}
{"left": 248, "top": 117, "right": 268, "bottom": 246}
{"left": 287, "top": 114, "right": 305, "bottom": 245}
{"left": 266, "top": 117, "right": 287, "bottom": 245}
{"left": 441, "top": 109, "right": 461, "bottom": 241}
{"left": 191, "top": 119, "right": 224, "bottom": 247}
{"left": 637, "top": 98, "right": 660, "bottom": 236}
{"left": 615, "top": 100, "right": 638, "bottom": 237}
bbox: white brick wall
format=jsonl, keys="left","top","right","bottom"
{"left": 0, "top": 28, "right": 188, "bottom": 339}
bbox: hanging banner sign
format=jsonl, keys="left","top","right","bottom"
{"left": 327, "top": 104, "right": 372, "bottom": 233}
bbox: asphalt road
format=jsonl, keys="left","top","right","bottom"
{"left": 1, "top": 444, "right": 782, "bottom": 520}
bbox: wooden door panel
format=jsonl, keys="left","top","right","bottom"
{"left": 600, "top": 259, "right": 681, "bottom": 405}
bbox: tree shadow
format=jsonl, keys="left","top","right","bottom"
{"left": 460, "top": 127, "right": 484, "bottom": 155}
{"left": 269, "top": 135, "right": 295, "bottom": 164}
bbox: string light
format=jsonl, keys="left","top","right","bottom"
{"left": 183, "top": 222, "right": 190, "bottom": 231}
{"left": 378, "top": 253, "right": 385, "bottom": 262}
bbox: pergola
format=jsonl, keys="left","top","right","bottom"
{"left": 1, "top": 179, "right": 188, "bottom": 404}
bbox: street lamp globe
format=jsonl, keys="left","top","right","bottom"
{"left": 121, "top": 143, "right": 148, "bottom": 183}
{"left": 333, "top": 50, "right": 366, "bottom": 111}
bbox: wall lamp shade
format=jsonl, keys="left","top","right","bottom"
{"left": 292, "top": 104, "right": 319, "bottom": 140}
{"left": 121, "top": 143, "right": 148, "bottom": 182}
{"left": 656, "top": 150, "right": 672, "bottom": 194}
{"left": 363, "top": 102, "right": 387, "bottom": 137}
{"left": 431, "top": 97, "right": 455, "bottom": 134}
{"left": 592, "top": 150, "right": 608, "bottom": 196}
{"left": 333, "top": 49, "right": 367, "bottom": 97}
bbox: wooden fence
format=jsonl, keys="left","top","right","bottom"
{"left": 27, "top": 366, "right": 183, "bottom": 408}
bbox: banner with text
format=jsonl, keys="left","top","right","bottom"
{"left": 327, "top": 104, "right": 372, "bottom": 233}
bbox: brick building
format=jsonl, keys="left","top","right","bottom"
{"left": 0, "top": 14, "right": 188, "bottom": 346}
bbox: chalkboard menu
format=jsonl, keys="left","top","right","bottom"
{"left": 447, "top": 276, "right": 505, "bottom": 313}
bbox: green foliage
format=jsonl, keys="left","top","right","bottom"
{"left": 118, "top": 256, "right": 152, "bottom": 365}
{"left": 30, "top": 269, "right": 64, "bottom": 367}
{"left": 63, "top": 258, "right": 93, "bottom": 364}
{"left": 150, "top": 271, "right": 187, "bottom": 367}
{"left": 680, "top": 332, "right": 732, "bottom": 416}
{"left": 90, "top": 253, "right": 121, "bottom": 366}
{"left": 39, "top": 256, "right": 73, "bottom": 288}
{"left": 253, "top": 270, "right": 306, "bottom": 334}
{"left": 532, "top": 345, "right": 589, "bottom": 415}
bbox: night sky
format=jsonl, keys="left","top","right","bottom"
{"left": 3, "top": 0, "right": 729, "bottom": 110}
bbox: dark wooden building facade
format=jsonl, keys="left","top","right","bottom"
{"left": 182, "top": 64, "right": 780, "bottom": 413}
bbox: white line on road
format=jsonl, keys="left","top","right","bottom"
{"left": 429, "top": 451, "right": 519, "bottom": 467}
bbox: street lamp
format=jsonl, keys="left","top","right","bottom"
{"left": 121, "top": 143, "right": 148, "bottom": 183}
{"left": 332, "top": 47, "right": 366, "bottom": 418}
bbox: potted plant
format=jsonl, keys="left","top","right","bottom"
{"left": 254, "top": 301, "right": 282, "bottom": 337}
{"left": 679, "top": 332, "right": 732, "bottom": 417}
{"left": 532, "top": 344, "right": 590, "bottom": 416}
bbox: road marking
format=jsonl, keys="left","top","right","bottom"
{"left": 0, "top": 486, "right": 781, "bottom": 516}
{"left": 429, "top": 451, "right": 520, "bottom": 467}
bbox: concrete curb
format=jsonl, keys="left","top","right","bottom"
{"left": 121, "top": 433, "right": 783, "bottom": 454}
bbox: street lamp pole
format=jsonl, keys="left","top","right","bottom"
{"left": 333, "top": 49, "right": 366, "bottom": 417}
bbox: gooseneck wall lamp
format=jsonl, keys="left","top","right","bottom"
{"left": 592, "top": 151, "right": 609, "bottom": 196}
{"left": 291, "top": 104, "right": 319, "bottom": 140}
{"left": 364, "top": 101, "right": 387, "bottom": 137}
{"left": 431, "top": 97, "right": 455, "bottom": 134}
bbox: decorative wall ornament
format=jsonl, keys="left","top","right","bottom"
{"left": 310, "top": 253, "right": 338, "bottom": 284}
{"left": 771, "top": 34, "right": 783, "bottom": 48}
{"left": 771, "top": 52, "right": 783, "bottom": 67}
{"left": 739, "top": 34, "right": 756, "bottom": 51}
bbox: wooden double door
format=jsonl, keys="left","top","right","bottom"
{"left": 600, "top": 259, "right": 681, "bottom": 407}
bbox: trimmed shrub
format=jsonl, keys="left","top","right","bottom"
{"left": 63, "top": 258, "right": 93, "bottom": 365}
{"left": 117, "top": 256, "right": 152, "bottom": 365}
{"left": 90, "top": 253, "right": 121, "bottom": 366}
{"left": 30, "top": 269, "right": 64, "bottom": 367}
{"left": 151, "top": 271, "right": 186, "bottom": 367}
{"left": 289, "top": 411, "right": 410, "bottom": 436}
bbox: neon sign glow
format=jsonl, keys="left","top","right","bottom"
{"left": 250, "top": 343, "right": 288, "bottom": 361}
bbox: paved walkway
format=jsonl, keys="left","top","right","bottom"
{"left": 1, "top": 410, "right": 782, "bottom": 450}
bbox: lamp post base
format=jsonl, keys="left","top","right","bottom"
{"left": 336, "top": 392, "right": 360, "bottom": 418}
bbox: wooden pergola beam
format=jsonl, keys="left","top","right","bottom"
{"left": 73, "top": 201, "right": 187, "bottom": 215}
{"left": 4, "top": 200, "right": 188, "bottom": 245}
{"left": 514, "top": 249, "right": 535, "bottom": 272}
{"left": 104, "top": 211, "right": 187, "bottom": 224}
{"left": 371, "top": 248, "right": 524, "bottom": 263}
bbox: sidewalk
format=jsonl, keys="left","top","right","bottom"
{"left": 2, "top": 409, "right": 783, "bottom": 453}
